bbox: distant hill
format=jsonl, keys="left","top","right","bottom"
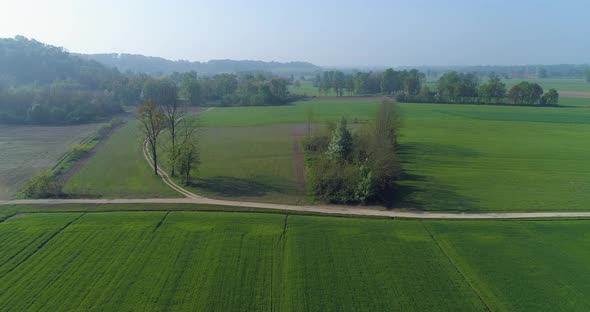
{"left": 0, "top": 36, "right": 118, "bottom": 87}
{"left": 78, "top": 53, "right": 322, "bottom": 76}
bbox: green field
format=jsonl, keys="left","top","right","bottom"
{"left": 159, "top": 125, "right": 306, "bottom": 204}
{"left": 65, "top": 99, "right": 590, "bottom": 212}
{"left": 63, "top": 121, "right": 178, "bottom": 198}
{"left": 0, "top": 123, "right": 100, "bottom": 199}
{"left": 502, "top": 78, "right": 590, "bottom": 93}
{"left": 1, "top": 205, "right": 590, "bottom": 311}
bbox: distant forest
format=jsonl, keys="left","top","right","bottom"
{"left": 79, "top": 53, "right": 321, "bottom": 76}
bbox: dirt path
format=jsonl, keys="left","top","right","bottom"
{"left": 4, "top": 197, "right": 590, "bottom": 219}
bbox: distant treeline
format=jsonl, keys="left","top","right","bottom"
{"left": 0, "top": 36, "right": 298, "bottom": 125}
{"left": 314, "top": 69, "right": 559, "bottom": 105}
{"left": 165, "top": 71, "right": 297, "bottom": 106}
{"left": 0, "top": 36, "right": 126, "bottom": 124}
{"left": 401, "top": 64, "right": 590, "bottom": 80}
{"left": 80, "top": 53, "right": 321, "bottom": 76}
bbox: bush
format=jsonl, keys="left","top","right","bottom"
{"left": 22, "top": 170, "right": 63, "bottom": 198}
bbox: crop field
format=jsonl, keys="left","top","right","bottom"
{"left": 63, "top": 121, "right": 178, "bottom": 198}
{"left": 0, "top": 123, "right": 100, "bottom": 199}
{"left": 1, "top": 205, "right": 590, "bottom": 311}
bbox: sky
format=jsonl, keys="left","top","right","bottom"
{"left": 0, "top": 0, "right": 588, "bottom": 67}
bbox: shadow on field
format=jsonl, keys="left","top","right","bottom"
{"left": 390, "top": 143, "right": 481, "bottom": 212}
{"left": 189, "top": 176, "right": 282, "bottom": 198}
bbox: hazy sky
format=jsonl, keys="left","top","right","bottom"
{"left": 0, "top": 0, "right": 587, "bottom": 66}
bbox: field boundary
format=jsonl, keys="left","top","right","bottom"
{"left": 422, "top": 222, "right": 492, "bottom": 311}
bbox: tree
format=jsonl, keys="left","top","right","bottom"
{"left": 22, "top": 170, "right": 63, "bottom": 198}
{"left": 174, "top": 119, "right": 200, "bottom": 185}
{"left": 402, "top": 69, "right": 424, "bottom": 96}
{"left": 179, "top": 71, "right": 202, "bottom": 106}
{"left": 586, "top": 69, "right": 590, "bottom": 83}
{"left": 540, "top": 89, "right": 559, "bottom": 105}
{"left": 479, "top": 74, "right": 506, "bottom": 103}
{"left": 367, "top": 99, "right": 401, "bottom": 200}
{"left": 327, "top": 118, "right": 353, "bottom": 161}
{"left": 137, "top": 100, "right": 166, "bottom": 175}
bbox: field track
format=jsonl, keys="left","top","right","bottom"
{"left": 4, "top": 198, "right": 590, "bottom": 219}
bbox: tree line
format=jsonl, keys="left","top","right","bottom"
{"left": 313, "top": 68, "right": 559, "bottom": 105}
{"left": 165, "top": 71, "right": 297, "bottom": 107}
{"left": 304, "top": 99, "right": 401, "bottom": 204}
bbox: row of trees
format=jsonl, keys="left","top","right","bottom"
{"left": 304, "top": 100, "right": 401, "bottom": 204}
{"left": 182, "top": 72, "right": 294, "bottom": 106}
{"left": 313, "top": 69, "right": 424, "bottom": 96}
{"left": 409, "top": 72, "right": 559, "bottom": 105}
{"left": 313, "top": 68, "right": 559, "bottom": 105}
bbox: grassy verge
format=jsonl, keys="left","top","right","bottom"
{"left": 63, "top": 120, "right": 178, "bottom": 198}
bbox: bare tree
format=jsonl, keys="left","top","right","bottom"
{"left": 137, "top": 100, "right": 165, "bottom": 175}
{"left": 151, "top": 80, "right": 185, "bottom": 177}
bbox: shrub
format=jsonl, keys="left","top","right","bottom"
{"left": 22, "top": 170, "right": 63, "bottom": 198}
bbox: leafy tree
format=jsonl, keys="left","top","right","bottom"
{"left": 402, "top": 69, "right": 424, "bottom": 96}
{"left": 178, "top": 71, "right": 202, "bottom": 106}
{"left": 479, "top": 74, "right": 507, "bottom": 103}
{"left": 586, "top": 69, "right": 590, "bottom": 83}
{"left": 540, "top": 89, "right": 559, "bottom": 105}
{"left": 22, "top": 170, "right": 63, "bottom": 198}
{"left": 508, "top": 82, "right": 544, "bottom": 104}
{"left": 327, "top": 118, "right": 353, "bottom": 161}
{"left": 137, "top": 100, "right": 166, "bottom": 175}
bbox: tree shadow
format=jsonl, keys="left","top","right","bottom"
{"left": 388, "top": 143, "right": 482, "bottom": 211}
{"left": 188, "top": 176, "right": 283, "bottom": 198}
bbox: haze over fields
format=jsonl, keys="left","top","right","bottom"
{"left": 1, "top": 0, "right": 589, "bottom": 66}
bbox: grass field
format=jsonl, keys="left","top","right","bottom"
{"left": 160, "top": 125, "right": 306, "bottom": 204}
{"left": 1, "top": 205, "right": 590, "bottom": 311}
{"left": 64, "top": 98, "right": 590, "bottom": 212}
{"left": 63, "top": 121, "right": 178, "bottom": 198}
{"left": 0, "top": 123, "right": 100, "bottom": 199}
